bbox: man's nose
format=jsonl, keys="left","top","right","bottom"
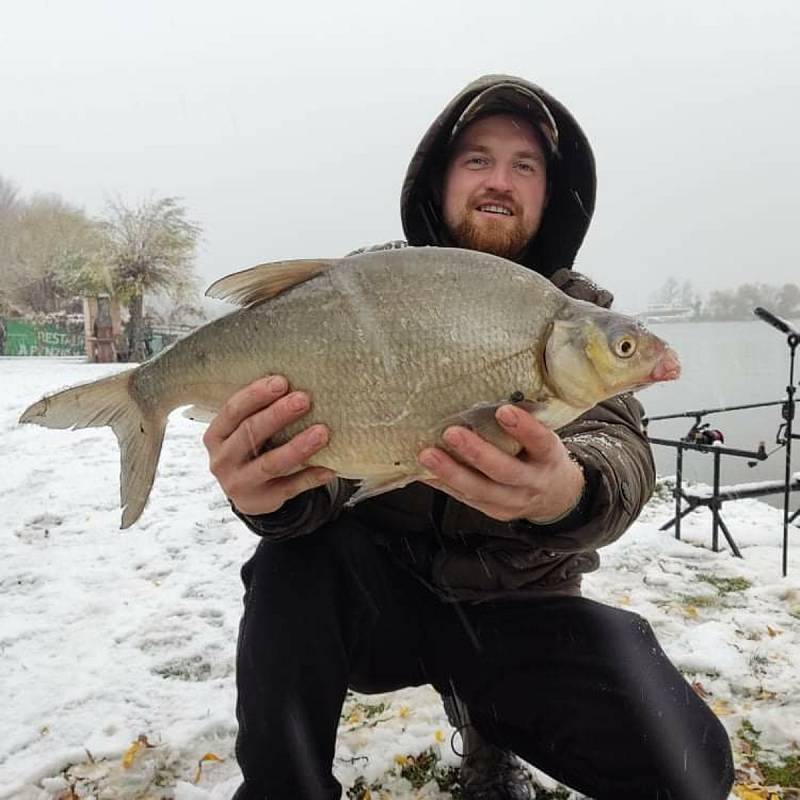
{"left": 484, "top": 162, "right": 514, "bottom": 193}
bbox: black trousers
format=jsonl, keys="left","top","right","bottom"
{"left": 233, "top": 517, "right": 734, "bottom": 800}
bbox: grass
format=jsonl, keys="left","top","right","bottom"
{"left": 737, "top": 719, "right": 800, "bottom": 790}
{"left": 698, "top": 574, "right": 752, "bottom": 594}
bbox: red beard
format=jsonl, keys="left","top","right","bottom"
{"left": 447, "top": 207, "right": 531, "bottom": 260}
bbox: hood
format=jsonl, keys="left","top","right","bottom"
{"left": 400, "top": 74, "right": 596, "bottom": 276}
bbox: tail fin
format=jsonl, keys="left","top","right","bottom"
{"left": 19, "top": 370, "right": 167, "bottom": 529}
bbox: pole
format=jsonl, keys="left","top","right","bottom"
{"left": 754, "top": 306, "right": 800, "bottom": 577}
{"left": 675, "top": 444, "right": 683, "bottom": 540}
{"left": 782, "top": 335, "right": 797, "bottom": 577}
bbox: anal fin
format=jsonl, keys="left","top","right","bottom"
{"left": 182, "top": 405, "right": 217, "bottom": 423}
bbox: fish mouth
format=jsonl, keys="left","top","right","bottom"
{"left": 649, "top": 347, "right": 681, "bottom": 382}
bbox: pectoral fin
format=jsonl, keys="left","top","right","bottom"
{"left": 437, "top": 399, "right": 544, "bottom": 455}
{"left": 205, "top": 258, "right": 337, "bottom": 306}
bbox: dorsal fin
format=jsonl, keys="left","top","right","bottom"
{"left": 205, "top": 258, "right": 337, "bottom": 306}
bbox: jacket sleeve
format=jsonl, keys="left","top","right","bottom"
{"left": 511, "top": 392, "right": 656, "bottom": 552}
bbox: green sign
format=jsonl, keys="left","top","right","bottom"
{"left": 2, "top": 319, "right": 85, "bottom": 356}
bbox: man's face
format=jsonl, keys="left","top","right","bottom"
{"left": 442, "top": 113, "right": 549, "bottom": 259}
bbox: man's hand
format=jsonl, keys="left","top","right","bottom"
{"left": 203, "top": 375, "right": 334, "bottom": 516}
{"left": 418, "top": 404, "right": 585, "bottom": 523}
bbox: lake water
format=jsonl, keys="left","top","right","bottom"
{"left": 641, "top": 319, "right": 800, "bottom": 507}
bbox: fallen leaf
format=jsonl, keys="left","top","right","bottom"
{"left": 193, "top": 752, "right": 224, "bottom": 784}
{"left": 766, "top": 626, "right": 782, "bottom": 637}
{"left": 397, "top": 705, "right": 410, "bottom": 719}
{"left": 733, "top": 785, "right": 768, "bottom": 799}
{"left": 691, "top": 681, "right": 710, "bottom": 699}
{"left": 434, "top": 729, "right": 445, "bottom": 743}
{"left": 711, "top": 699, "right": 732, "bottom": 717}
{"left": 756, "top": 689, "right": 777, "bottom": 701}
{"left": 617, "top": 594, "right": 631, "bottom": 606}
{"left": 121, "top": 734, "right": 153, "bottom": 769}
{"left": 683, "top": 605, "right": 699, "bottom": 619}
{"left": 393, "top": 754, "right": 408, "bottom": 766}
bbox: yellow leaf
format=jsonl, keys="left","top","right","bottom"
{"left": 122, "top": 740, "right": 145, "bottom": 769}
{"left": 434, "top": 729, "right": 445, "bottom": 743}
{"left": 347, "top": 709, "right": 364, "bottom": 724}
{"left": 397, "top": 705, "right": 410, "bottom": 719}
{"left": 683, "top": 605, "right": 699, "bottom": 619}
{"left": 766, "top": 626, "right": 781, "bottom": 637}
{"left": 711, "top": 699, "right": 731, "bottom": 717}
{"left": 394, "top": 754, "right": 408, "bottom": 766}
{"left": 617, "top": 594, "right": 631, "bottom": 606}
{"left": 193, "top": 752, "right": 225, "bottom": 783}
{"left": 121, "top": 735, "right": 153, "bottom": 769}
{"left": 733, "top": 785, "right": 768, "bottom": 799}
{"left": 756, "top": 689, "right": 777, "bottom": 701}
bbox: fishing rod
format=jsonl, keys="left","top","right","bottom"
{"left": 644, "top": 399, "right": 789, "bottom": 425}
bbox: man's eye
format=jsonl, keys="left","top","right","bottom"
{"left": 515, "top": 162, "right": 536, "bottom": 174}
{"left": 465, "top": 156, "right": 489, "bottom": 168}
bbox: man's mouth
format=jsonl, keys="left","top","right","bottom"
{"left": 476, "top": 203, "right": 514, "bottom": 216}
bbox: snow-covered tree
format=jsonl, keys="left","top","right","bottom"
{"left": 100, "top": 197, "right": 201, "bottom": 361}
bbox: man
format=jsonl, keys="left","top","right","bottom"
{"left": 205, "top": 76, "right": 734, "bottom": 800}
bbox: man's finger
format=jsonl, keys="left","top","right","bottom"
{"left": 234, "top": 466, "right": 335, "bottom": 516}
{"left": 269, "top": 467, "right": 337, "bottom": 507}
{"left": 495, "top": 405, "right": 559, "bottom": 463}
{"left": 239, "top": 424, "right": 329, "bottom": 484}
{"left": 419, "top": 446, "right": 517, "bottom": 508}
{"left": 440, "top": 425, "right": 529, "bottom": 486}
{"left": 204, "top": 375, "right": 288, "bottom": 446}
{"left": 230, "top": 390, "right": 311, "bottom": 462}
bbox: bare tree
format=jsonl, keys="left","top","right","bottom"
{"left": 100, "top": 197, "right": 201, "bottom": 361}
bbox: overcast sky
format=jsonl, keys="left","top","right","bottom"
{"left": 3, "top": 0, "right": 799, "bottom": 311}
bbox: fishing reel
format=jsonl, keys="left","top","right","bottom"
{"left": 683, "top": 422, "right": 725, "bottom": 446}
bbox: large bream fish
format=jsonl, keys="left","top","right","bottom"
{"left": 20, "top": 247, "right": 680, "bottom": 528}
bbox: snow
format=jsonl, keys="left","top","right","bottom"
{"left": 2, "top": 358, "right": 799, "bottom": 799}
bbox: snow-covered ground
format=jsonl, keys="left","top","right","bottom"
{"left": 1, "top": 358, "right": 798, "bottom": 800}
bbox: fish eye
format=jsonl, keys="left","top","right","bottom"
{"left": 614, "top": 336, "right": 637, "bottom": 358}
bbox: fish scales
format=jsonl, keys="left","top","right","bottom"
{"left": 137, "top": 249, "right": 554, "bottom": 472}
{"left": 19, "top": 246, "right": 679, "bottom": 527}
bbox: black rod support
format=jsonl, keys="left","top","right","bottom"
{"left": 647, "top": 437, "right": 769, "bottom": 460}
